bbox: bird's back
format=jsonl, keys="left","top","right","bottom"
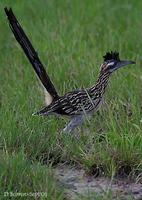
{"left": 34, "top": 88, "right": 102, "bottom": 116}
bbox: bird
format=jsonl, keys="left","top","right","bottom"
{"left": 5, "top": 7, "right": 135, "bottom": 133}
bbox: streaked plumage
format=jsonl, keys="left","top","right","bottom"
{"left": 5, "top": 8, "right": 135, "bottom": 133}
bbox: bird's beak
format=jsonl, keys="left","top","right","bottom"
{"left": 116, "top": 60, "right": 135, "bottom": 69}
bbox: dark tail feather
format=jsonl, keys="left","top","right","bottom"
{"left": 4, "top": 7, "right": 59, "bottom": 100}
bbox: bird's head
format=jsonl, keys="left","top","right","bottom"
{"left": 100, "top": 51, "right": 135, "bottom": 73}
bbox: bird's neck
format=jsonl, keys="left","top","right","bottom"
{"left": 89, "top": 70, "right": 110, "bottom": 98}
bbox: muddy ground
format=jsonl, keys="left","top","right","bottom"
{"left": 54, "top": 165, "right": 142, "bottom": 200}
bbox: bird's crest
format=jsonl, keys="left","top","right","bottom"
{"left": 103, "top": 51, "right": 120, "bottom": 62}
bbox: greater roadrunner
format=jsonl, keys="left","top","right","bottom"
{"left": 5, "top": 8, "right": 135, "bottom": 133}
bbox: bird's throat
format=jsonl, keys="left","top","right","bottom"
{"left": 89, "top": 71, "right": 110, "bottom": 98}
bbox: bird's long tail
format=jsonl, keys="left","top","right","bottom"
{"left": 4, "top": 7, "right": 59, "bottom": 105}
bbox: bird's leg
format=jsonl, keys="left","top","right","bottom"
{"left": 63, "top": 115, "right": 84, "bottom": 133}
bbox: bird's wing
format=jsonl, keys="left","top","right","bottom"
{"left": 4, "top": 7, "right": 59, "bottom": 105}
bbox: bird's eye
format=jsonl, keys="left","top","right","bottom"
{"left": 107, "top": 62, "right": 115, "bottom": 66}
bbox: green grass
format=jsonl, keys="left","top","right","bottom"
{"left": 0, "top": 0, "right": 142, "bottom": 199}
{"left": 0, "top": 151, "right": 64, "bottom": 200}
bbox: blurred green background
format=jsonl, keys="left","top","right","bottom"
{"left": 0, "top": 0, "right": 142, "bottom": 199}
